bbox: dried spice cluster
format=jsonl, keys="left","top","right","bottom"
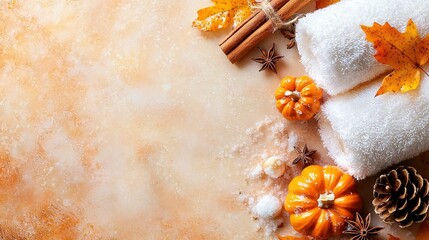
{"left": 343, "top": 213, "right": 384, "bottom": 240}
{"left": 252, "top": 44, "right": 284, "bottom": 74}
{"left": 292, "top": 144, "right": 316, "bottom": 166}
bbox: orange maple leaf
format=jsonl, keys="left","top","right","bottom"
{"left": 361, "top": 19, "right": 429, "bottom": 96}
{"left": 316, "top": 0, "right": 340, "bottom": 10}
{"left": 192, "top": 0, "right": 256, "bottom": 32}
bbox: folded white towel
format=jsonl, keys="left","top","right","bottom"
{"left": 296, "top": 0, "right": 429, "bottom": 95}
{"left": 319, "top": 69, "right": 429, "bottom": 179}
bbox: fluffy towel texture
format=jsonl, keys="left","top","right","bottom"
{"left": 296, "top": 0, "right": 429, "bottom": 95}
{"left": 319, "top": 68, "right": 429, "bottom": 179}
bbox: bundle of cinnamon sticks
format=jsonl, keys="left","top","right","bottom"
{"left": 219, "top": 0, "right": 311, "bottom": 63}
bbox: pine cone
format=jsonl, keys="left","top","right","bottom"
{"left": 372, "top": 166, "right": 429, "bottom": 228}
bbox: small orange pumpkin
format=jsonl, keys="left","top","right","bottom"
{"left": 284, "top": 165, "right": 362, "bottom": 239}
{"left": 275, "top": 76, "right": 323, "bottom": 121}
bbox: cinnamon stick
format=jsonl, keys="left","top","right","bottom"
{"left": 219, "top": 0, "right": 311, "bottom": 63}
{"left": 219, "top": 0, "right": 289, "bottom": 55}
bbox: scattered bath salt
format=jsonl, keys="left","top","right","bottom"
{"left": 238, "top": 192, "right": 248, "bottom": 203}
{"left": 268, "top": 118, "right": 289, "bottom": 149}
{"left": 287, "top": 131, "right": 298, "bottom": 153}
{"left": 269, "top": 119, "right": 287, "bottom": 136}
{"left": 254, "top": 119, "right": 266, "bottom": 131}
{"left": 263, "top": 178, "right": 274, "bottom": 188}
{"left": 248, "top": 164, "right": 263, "bottom": 180}
{"left": 229, "top": 144, "right": 243, "bottom": 156}
{"left": 248, "top": 196, "right": 255, "bottom": 206}
{"left": 263, "top": 115, "right": 276, "bottom": 126}
{"left": 246, "top": 127, "right": 265, "bottom": 143}
{"left": 253, "top": 195, "right": 282, "bottom": 219}
{"left": 225, "top": 116, "right": 328, "bottom": 239}
{"left": 261, "top": 217, "right": 284, "bottom": 237}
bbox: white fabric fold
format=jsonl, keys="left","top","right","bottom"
{"left": 318, "top": 71, "right": 429, "bottom": 179}
{"left": 296, "top": 0, "right": 429, "bottom": 95}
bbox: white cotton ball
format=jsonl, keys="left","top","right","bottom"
{"left": 253, "top": 195, "right": 282, "bottom": 219}
{"left": 263, "top": 156, "right": 286, "bottom": 178}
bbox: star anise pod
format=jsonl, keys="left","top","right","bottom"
{"left": 292, "top": 144, "right": 316, "bottom": 166}
{"left": 343, "top": 213, "right": 384, "bottom": 240}
{"left": 252, "top": 43, "right": 284, "bottom": 74}
{"left": 280, "top": 29, "right": 296, "bottom": 49}
{"left": 286, "top": 38, "right": 296, "bottom": 49}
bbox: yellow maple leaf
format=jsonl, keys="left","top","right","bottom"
{"left": 192, "top": 0, "right": 256, "bottom": 32}
{"left": 361, "top": 19, "right": 429, "bottom": 96}
{"left": 316, "top": 0, "right": 340, "bottom": 10}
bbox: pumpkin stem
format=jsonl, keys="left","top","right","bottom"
{"left": 317, "top": 192, "right": 335, "bottom": 209}
{"left": 284, "top": 90, "right": 301, "bottom": 102}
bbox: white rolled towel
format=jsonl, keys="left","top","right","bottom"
{"left": 296, "top": 0, "right": 429, "bottom": 95}
{"left": 318, "top": 69, "right": 429, "bottom": 179}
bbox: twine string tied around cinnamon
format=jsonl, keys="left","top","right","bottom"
{"left": 250, "top": 0, "right": 304, "bottom": 32}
